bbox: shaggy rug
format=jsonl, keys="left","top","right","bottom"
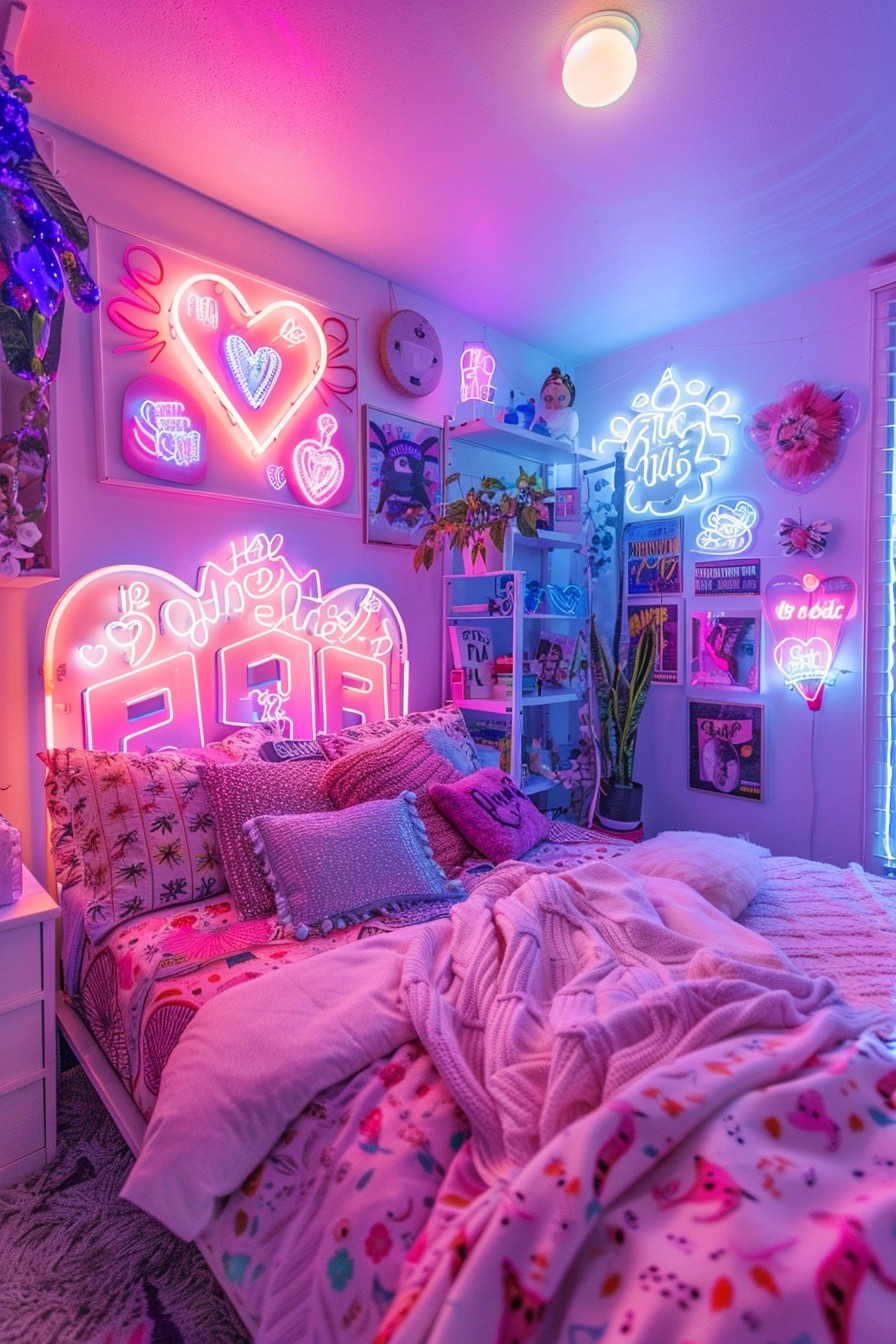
{"left": 0, "top": 1067, "right": 250, "bottom": 1344}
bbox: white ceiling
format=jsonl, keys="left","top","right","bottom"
{"left": 12, "top": 0, "right": 896, "bottom": 365}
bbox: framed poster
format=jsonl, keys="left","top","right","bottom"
{"left": 694, "top": 559, "right": 761, "bottom": 596}
{"left": 363, "top": 405, "right": 443, "bottom": 547}
{"left": 627, "top": 601, "right": 681, "bottom": 685}
{"left": 625, "top": 517, "right": 683, "bottom": 596}
{"left": 92, "top": 221, "right": 360, "bottom": 515}
{"left": 688, "top": 700, "right": 763, "bottom": 801}
{"left": 689, "top": 609, "right": 760, "bottom": 691}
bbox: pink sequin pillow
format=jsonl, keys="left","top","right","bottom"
{"left": 321, "top": 726, "right": 477, "bottom": 876}
{"left": 428, "top": 767, "right": 550, "bottom": 865}
{"left": 199, "top": 757, "right": 333, "bottom": 919}
{"left": 317, "top": 705, "right": 480, "bottom": 772}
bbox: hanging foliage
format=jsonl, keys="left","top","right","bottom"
{"left": 0, "top": 62, "right": 99, "bottom": 575}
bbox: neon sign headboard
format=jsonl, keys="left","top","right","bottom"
{"left": 43, "top": 533, "right": 409, "bottom": 753}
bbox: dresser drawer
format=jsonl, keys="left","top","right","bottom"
{"left": 0, "top": 1000, "right": 44, "bottom": 1088}
{"left": 0, "top": 1078, "right": 44, "bottom": 1165}
{"left": 0, "top": 921, "right": 42, "bottom": 1007}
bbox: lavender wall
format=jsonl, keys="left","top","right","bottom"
{"left": 575, "top": 270, "right": 874, "bottom": 868}
{"left": 0, "top": 123, "right": 560, "bottom": 883}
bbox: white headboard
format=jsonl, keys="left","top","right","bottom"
{"left": 43, "top": 532, "right": 409, "bottom": 753}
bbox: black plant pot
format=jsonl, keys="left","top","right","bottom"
{"left": 596, "top": 780, "right": 644, "bottom": 831}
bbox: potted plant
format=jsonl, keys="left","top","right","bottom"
{"left": 412, "top": 467, "right": 553, "bottom": 573}
{"left": 569, "top": 450, "right": 657, "bottom": 830}
{"left": 589, "top": 610, "right": 657, "bottom": 829}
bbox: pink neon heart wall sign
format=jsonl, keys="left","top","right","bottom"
{"left": 763, "top": 573, "right": 857, "bottom": 710}
{"left": 171, "top": 274, "right": 327, "bottom": 458}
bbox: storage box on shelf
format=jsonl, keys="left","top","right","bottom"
{"left": 443, "top": 415, "right": 588, "bottom": 807}
{"left": 0, "top": 869, "right": 59, "bottom": 1185}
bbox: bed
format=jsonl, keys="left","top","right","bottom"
{"left": 38, "top": 538, "right": 896, "bottom": 1344}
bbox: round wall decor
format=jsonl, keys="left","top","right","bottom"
{"left": 379, "top": 309, "right": 443, "bottom": 397}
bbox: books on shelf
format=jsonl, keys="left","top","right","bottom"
{"left": 449, "top": 624, "right": 494, "bottom": 699}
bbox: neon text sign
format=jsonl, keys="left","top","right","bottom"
{"left": 763, "top": 572, "right": 857, "bottom": 711}
{"left": 460, "top": 342, "right": 496, "bottom": 404}
{"left": 44, "top": 533, "right": 409, "bottom": 753}
{"left": 694, "top": 498, "right": 759, "bottom": 555}
{"left": 122, "top": 375, "right": 207, "bottom": 483}
{"left": 595, "top": 367, "right": 740, "bottom": 516}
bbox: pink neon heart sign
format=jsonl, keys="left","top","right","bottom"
{"left": 288, "top": 412, "right": 352, "bottom": 508}
{"left": 171, "top": 274, "right": 327, "bottom": 458}
{"left": 763, "top": 573, "right": 857, "bottom": 710}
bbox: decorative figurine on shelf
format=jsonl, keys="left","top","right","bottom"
{"left": 531, "top": 367, "right": 579, "bottom": 445}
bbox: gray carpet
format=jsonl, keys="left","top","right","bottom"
{"left": 0, "top": 1066, "right": 251, "bottom": 1344}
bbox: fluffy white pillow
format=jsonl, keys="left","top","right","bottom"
{"left": 617, "top": 830, "right": 770, "bottom": 919}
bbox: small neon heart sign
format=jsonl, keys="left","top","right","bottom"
{"left": 763, "top": 572, "right": 857, "bottom": 710}
{"left": 171, "top": 273, "right": 327, "bottom": 458}
{"left": 223, "top": 335, "right": 282, "bottom": 409}
{"left": 288, "top": 412, "right": 352, "bottom": 508}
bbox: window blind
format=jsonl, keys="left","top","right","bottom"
{"left": 867, "top": 276, "right": 896, "bottom": 872}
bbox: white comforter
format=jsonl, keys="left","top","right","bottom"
{"left": 123, "top": 847, "right": 883, "bottom": 1242}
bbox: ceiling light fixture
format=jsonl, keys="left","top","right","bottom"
{"left": 561, "top": 10, "right": 640, "bottom": 108}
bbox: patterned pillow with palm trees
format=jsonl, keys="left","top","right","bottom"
{"left": 39, "top": 724, "right": 283, "bottom": 943}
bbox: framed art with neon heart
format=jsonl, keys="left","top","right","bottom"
{"left": 362, "top": 404, "right": 444, "bottom": 548}
{"left": 92, "top": 222, "right": 359, "bottom": 515}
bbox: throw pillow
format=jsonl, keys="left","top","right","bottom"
{"left": 321, "top": 725, "right": 476, "bottom": 876}
{"left": 199, "top": 757, "right": 333, "bottom": 919}
{"left": 428, "top": 766, "right": 550, "bottom": 865}
{"left": 617, "top": 830, "right": 771, "bottom": 919}
{"left": 244, "top": 792, "right": 462, "bottom": 938}
{"left": 37, "top": 724, "right": 281, "bottom": 940}
{"left": 317, "top": 705, "right": 481, "bottom": 773}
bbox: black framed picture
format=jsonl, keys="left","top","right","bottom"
{"left": 362, "top": 405, "right": 443, "bottom": 548}
{"left": 687, "top": 699, "right": 763, "bottom": 801}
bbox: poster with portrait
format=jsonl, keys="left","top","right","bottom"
{"left": 689, "top": 609, "right": 760, "bottom": 692}
{"left": 627, "top": 601, "right": 681, "bottom": 685}
{"left": 625, "top": 517, "right": 683, "bottom": 596}
{"left": 688, "top": 700, "right": 763, "bottom": 801}
{"left": 363, "top": 405, "right": 443, "bottom": 547}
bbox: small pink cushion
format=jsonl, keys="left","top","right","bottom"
{"left": 321, "top": 726, "right": 476, "bottom": 876}
{"left": 428, "top": 767, "right": 550, "bottom": 865}
{"left": 200, "top": 758, "right": 333, "bottom": 919}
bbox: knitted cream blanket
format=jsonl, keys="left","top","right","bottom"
{"left": 400, "top": 857, "right": 875, "bottom": 1184}
{"left": 745, "top": 855, "right": 896, "bottom": 1013}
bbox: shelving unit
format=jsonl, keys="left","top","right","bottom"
{"left": 443, "top": 415, "right": 588, "bottom": 806}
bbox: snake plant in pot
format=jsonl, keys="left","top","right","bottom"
{"left": 590, "top": 612, "right": 657, "bottom": 829}
{"left": 586, "top": 450, "right": 657, "bottom": 829}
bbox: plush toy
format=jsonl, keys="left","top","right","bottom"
{"left": 531, "top": 367, "right": 579, "bottom": 444}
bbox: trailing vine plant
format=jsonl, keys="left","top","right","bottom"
{"left": 0, "top": 62, "right": 99, "bottom": 576}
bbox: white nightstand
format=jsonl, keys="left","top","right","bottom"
{"left": 0, "top": 868, "right": 59, "bottom": 1185}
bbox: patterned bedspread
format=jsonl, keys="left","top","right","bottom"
{"left": 119, "top": 843, "right": 896, "bottom": 1344}
{"left": 70, "top": 823, "right": 633, "bottom": 1117}
{"left": 70, "top": 827, "right": 896, "bottom": 1342}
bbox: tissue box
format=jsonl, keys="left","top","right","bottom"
{"left": 0, "top": 815, "right": 23, "bottom": 904}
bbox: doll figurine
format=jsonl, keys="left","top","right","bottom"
{"left": 531, "top": 367, "right": 579, "bottom": 444}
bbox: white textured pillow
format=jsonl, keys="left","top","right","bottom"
{"left": 617, "top": 830, "right": 770, "bottom": 919}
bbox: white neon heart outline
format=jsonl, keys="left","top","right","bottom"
{"left": 291, "top": 414, "right": 345, "bottom": 507}
{"left": 773, "top": 636, "right": 833, "bottom": 702}
{"left": 170, "top": 273, "right": 327, "bottom": 458}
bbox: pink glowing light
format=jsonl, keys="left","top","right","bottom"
{"left": 288, "top": 412, "right": 351, "bottom": 507}
{"left": 44, "top": 533, "right": 409, "bottom": 753}
{"left": 170, "top": 274, "right": 327, "bottom": 458}
{"left": 763, "top": 572, "right": 857, "bottom": 711}
{"left": 460, "top": 342, "right": 496, "bottom": 404}
{"left": 122, "top": 375, "right": 207, "bottom": 483}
